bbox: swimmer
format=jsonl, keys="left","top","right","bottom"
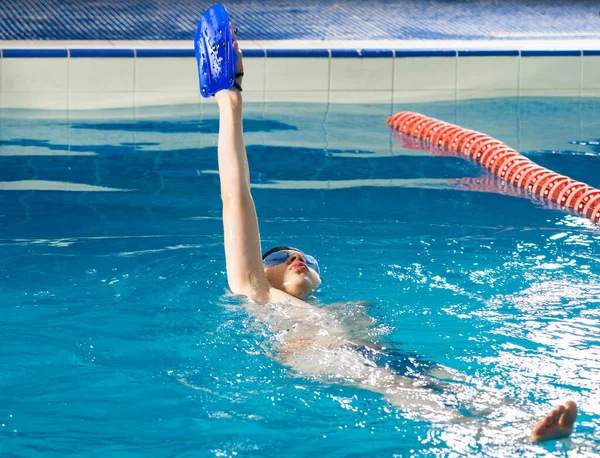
{"left": 212, "top": 23, "right": 577, "bottom": 444}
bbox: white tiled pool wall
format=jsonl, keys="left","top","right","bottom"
{"left": 1, "top": 47, "right": 599, "bottom": 109}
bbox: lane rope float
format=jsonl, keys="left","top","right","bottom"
{"left": 387, "top": 111, "right": 600, "bottom": 226}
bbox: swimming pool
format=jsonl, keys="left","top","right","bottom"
{"left": 1, "top": 97, "right": 599, "bottom": 456}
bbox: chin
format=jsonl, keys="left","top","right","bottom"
{"left": 266, "top": 267, "right": 319, "bottom": 299}
{"left": 289, "top": 289, "right": 312, "bottom": 300}
{"left": 283, "top": 285, "right": 306, "bottom": 298}
{"left": 283, "top": 278, "right": 314, "bottom": 298}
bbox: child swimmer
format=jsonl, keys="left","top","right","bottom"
{"left": 202, "top": 6, "right": 578, "bottom": 444}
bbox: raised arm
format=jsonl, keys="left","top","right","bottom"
{"left": 215, "top": 49, "right": 271, "bottom": 301}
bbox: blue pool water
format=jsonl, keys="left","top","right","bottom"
{"left": 1, "top": 98, "right": 599, "bottom": 457}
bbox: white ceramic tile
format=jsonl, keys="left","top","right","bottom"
{"left": 134, "top": 91, "right": 204, "bottom": 107}
{"left": 234, "top": 91, "right": 265, "bottom": 103}
{"left": 0, "top": 144, "right": 91, "bottom": 156}
{"left": 69, "top": 92, "right": 135, "bottom": 110}
{"left": 69, "top": 58, "right": 134, "bottom": 92}
{"left": 519, "top": 89, "right": 581, "bottom": 97}
{"left": 329, "top": 90, "right": 393, "bottom": 104}
{"left": 135, "top": 58, "right": 198, "bottom": 93}
{"left": 391, "top": 100, "right": 458, "bottom": 128}
{"left": 0, "top": 180, "right": 128, "bottom": 192}
{"left": 3, "top": 91, "right": 68, "bottom": 110}
{"left": 491, "top": 135, "right": 520, "bottom": 150}
{"left": 325, "top": 126, "right": 393, "bottom": 156}
{"left": 265, "top": 91, "right": 328, "bottom": 103}
{"left": 457, "top": 56, "right": 519, "bottom": 90}
{"left": 0, "top": 108, "right": 68, "bottom": 120}
{"left": 582, "top": 57, "right": 600, "bottom": 90}
{"left": 581, "top": 91, "right": 600, "bottom": 140}
{"left": 240, "top": 58, "right": 265, "bottom": 91}
{"left": 184, "top": 90, "right": 264, "bottom": 103}
{"left": 518, "top": 135, "right": 574, "bottom": 153}
{"left": 330, "top": 58, "right": 393, "bottom": 91}
{"left": 582, "top": 89, "right": 600, "bottom": 98}
{"left": 259, "top": 136, "right": 330, "bottom": 152}
{"left": 2, "top": 58, "right": 68, "bottom": 92}
{"left": 456, "top": 89, "right": 519, "bottom": 100}
{"left": 518, "top": 106, "right": 581, "bottom": 151}
{"left": 132, "top": 103, "right": 202, "bottom": 119}
{"left": 134, "top": 89, "right": 265, "bottom": 109}
{"left": 520, "top": 56, "right": 582, "bottom": 90}
{"left": 325, "top": 127, "right": 392, "bottom": 154}
{"left": 456, "top": 92, "right": 518, "bottom": 137}
{"left": 68, "top": 119, "right": 135, "bottom": 148}
{"left": 393, "top": 90, "right": 456, "bottom": 103}
{"left": 134, "top": 57, "right": 264, "bottom": 94}
{"left": 265, "top": 58, "right": 329, "bottom": 91}
{"left": 262, "top": 128, "right": 328, "bottom": 150}
{"left": 2, "top": 114, "right": 69, "bottom": 142}
{"left": 394, "top": 57, "right": 456, "bottom": 90}
{"left": 67, "top": 106, "right": 135, "bottom": 120}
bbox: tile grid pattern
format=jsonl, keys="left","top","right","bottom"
{"left": 2, "top": 0, "right": 600, "bottom": 41}
{"left": 1, "top": 49, "right": 599, "bottom": 108}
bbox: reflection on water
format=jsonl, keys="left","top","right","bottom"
{"left": 1, "top": 180, "right": 130, "bottom": 192}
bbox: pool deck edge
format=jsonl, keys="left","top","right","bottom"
{"left": 2, "top": 39, "right": 600, "bottom": 51}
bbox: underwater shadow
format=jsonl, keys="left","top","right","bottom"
{"left": 69, "top": 119, "right": 298, "bottom": 134}
{"left": 0, "top": 139, "right": 149, "bottom": 157}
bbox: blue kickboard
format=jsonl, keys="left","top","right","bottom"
{"left": 194, "top": 4, "right": 236, "bottom": 98}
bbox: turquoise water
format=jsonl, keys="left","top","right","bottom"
{"left": 1, "top": 98, "right": 599, "bottom": 457}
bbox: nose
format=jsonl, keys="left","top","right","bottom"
{"left": 289, "top": 251, "right": 306, "bottom": 264}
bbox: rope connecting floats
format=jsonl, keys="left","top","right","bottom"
{"left": 387, "top": 111, "right": 600, "bottom": 226}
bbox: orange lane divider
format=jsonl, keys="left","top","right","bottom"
{"left": 387, "top": 111, "right": 600, "bottom": 226}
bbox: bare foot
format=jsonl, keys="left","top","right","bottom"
{"left": 529, "top": 401, "right": 578, "bottom": 443}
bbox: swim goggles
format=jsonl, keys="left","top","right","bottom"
{"left": 262, "top": 247, "right": 320, "bottom": 275}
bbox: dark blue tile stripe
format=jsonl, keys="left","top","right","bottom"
{"left": 3, "top": 49, "right": 68, "bottom": 58}
{"left": 330, "top": 49, "right": 393, "bottom": 58}
{"left": 330, "top": 49, "right": 359, "bottom": 58}
{"left": 395, "top": 50, "right": 456, "bottom": 57}
{"left": 70, "top": 49, "right": 135, "bottom": 58}
{"left": 265, "top": 49, "right": 328, "bottom": 58}
{"left": 1, "top": 48, "right": 598, "bottom": 59}
{"left": 521, "top": 50, "right": 582, "bottom": 57}
{"left": 135, "top": 49, "right": 195, "bottom": 58}
{"left": 458, "top": 50, "right": 519, "bottom": 57}
{"left": 242, "top": 49, "right": 266, "bottom": 58}
{"left": 361, "top": 49, "right": 393, "bottom": 58}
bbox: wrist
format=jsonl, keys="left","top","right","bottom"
{"left": 216, "top": 89, "right": 242, "bottom": 108}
